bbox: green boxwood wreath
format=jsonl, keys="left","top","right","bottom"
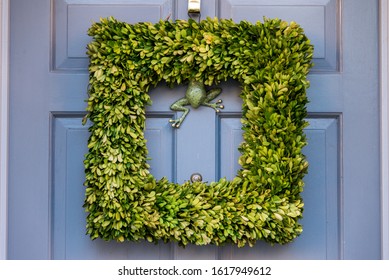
{"left": 83, "top": 16, "right": 313, "bottom": 247}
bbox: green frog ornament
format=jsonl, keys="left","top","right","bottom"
{"left": 169, "top": 80, "right": 224, "bottom": 128}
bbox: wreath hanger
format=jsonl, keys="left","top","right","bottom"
{"left": 188, "top": 0, "right": 201, "bottom": 22}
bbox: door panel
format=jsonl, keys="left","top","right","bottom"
{"left": 52, "top": 115, "right": 174, "bottom": 259}
{"left": 8, "top": 0, "right": 380, "bottom": 259}
{"left": 219, "top": 116, "right": 340, "bottom": 259}
{"left": 53, "top": 0, "right": 173, "bottom": 71}
{"left": 145, "top": 116, "right": 175, "bottom": 182}
{"left": 218, "top": 116, "right": 243, "bottom": 181}
{"left": 220, "top": 0, "right": 340, "bottom": 72}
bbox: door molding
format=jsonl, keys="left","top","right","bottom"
{"left": 0, "top": 0, "right": 9, "bottom": 260}
{"left": 380, "top": 0, "right": 389, "bottom": 260}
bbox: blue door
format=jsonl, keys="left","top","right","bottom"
{"left": 8, "top": 0, "right": 380, "bottom": 259}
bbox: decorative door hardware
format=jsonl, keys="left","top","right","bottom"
{"left": 190, "top": 172, "right": 203, "bottom": 183}
{"left": 169, "top": 80, "right": 224, "bottom": 128}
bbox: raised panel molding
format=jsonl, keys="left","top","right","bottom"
{"left": 51, "top": 0, "right": 173, "bottom": 72}
{"left": 220, "top": 0, "right": 341, "bottom": 72}
{"left": 145, "top": 114, "right": 176, "bottom": 182}
{"left": 217, "top": 114, "right": 242, "bottom": 180}
{"left": 218, "top": 115, "right": 341, "bottom": 259}
{"left": 304, "top": 115, "right": 341, "bottom": 259}
{"left": 51, "top": 114, "right": 174, "bottom": 259}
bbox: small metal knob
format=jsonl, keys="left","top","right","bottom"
{"left": 190, "top": 173, "right": 202, "bottom": 183}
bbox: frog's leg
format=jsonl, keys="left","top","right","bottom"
{"left": 203, "top": 88, "right": 224, "bottom": 112}
{"left": 169, "top": 97, "right": 190, "bottom": 128}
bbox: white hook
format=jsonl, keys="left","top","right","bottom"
{"left": 188, "top": 0, "right": 201, "bottom": 22}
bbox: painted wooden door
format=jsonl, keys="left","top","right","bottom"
{"left": 8, "top": 0, "right": 380, "bottom": 259}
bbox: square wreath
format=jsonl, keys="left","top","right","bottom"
{"left": 83, "top": 16, "right": 313, "bottom": 247}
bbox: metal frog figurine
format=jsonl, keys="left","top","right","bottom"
{"left": 169, "top": 80, "right": 224, "bottom": 128}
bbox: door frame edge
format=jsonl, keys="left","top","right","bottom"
{"left": 0, "top": 0, "right": 9, "bottom": 260}
{"left": 380, "top": 0, "right": 389, "bottom": 260}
